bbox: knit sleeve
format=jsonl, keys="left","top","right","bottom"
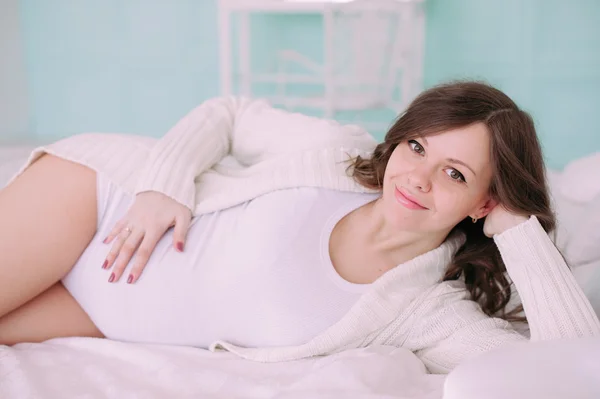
{"left": 134, "top": 96, "right": 377, "bottom": 211}
{"left": 493, "top": 215, "right": 600, "bottom": 339}
{"left": 407, "top": 297, "right": 527, "bottom": 374}
{"left": 133, "top": 96, "right": 254, "bottom": 210}
{"left": 404, "top": 216, "right": 600, "bottom": 374}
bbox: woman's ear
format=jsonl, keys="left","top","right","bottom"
{"left": 473, "top": 198, "right": 499, "bottom": 219}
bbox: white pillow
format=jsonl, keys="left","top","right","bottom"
{"left": 547, "top": 161, "right": 600, "bottom": 267}
{"left": 557, "top": 152, "right": 600, "bottom": 204}
{"left": 565, "top": 194, "right": 600, "bottom": 266}
{"left": 546, "top": 170, "right": 587, "bottom": 263}
{"left": 572, "top": 259, "right": 600, "bottom": 318}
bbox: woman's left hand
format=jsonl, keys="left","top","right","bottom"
{"left": 483, "top": 205, "right": 530, "bottom": 238}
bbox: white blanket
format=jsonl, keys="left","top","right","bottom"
{"left": 0, "top": 339, "right": 445, "bottom": 399}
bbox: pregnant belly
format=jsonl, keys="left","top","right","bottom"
{"left": 61, "top": 216, "right": 328, "bottom": 349}
{"left": 61, "top": 181, "right": 355, "bottom": 348}
{"left": 62, "top": 216, "right": 217, "bottom": 346}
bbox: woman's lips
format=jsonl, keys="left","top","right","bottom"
{"left": 394, "top": 187, "right": 428, "bottom": 210}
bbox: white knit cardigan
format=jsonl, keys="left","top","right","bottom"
{"left": 9, "top": 97, "right": 600, "bottom": 374}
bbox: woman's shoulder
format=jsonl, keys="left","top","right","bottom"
{"left": 416, "top": 279, "right": 482, "bottom": 317}
{"left": 429, "top": 279, "right": 470, "bottom": 299}
{"left": 416, "top": 280, "right": 498, "bottom": 327}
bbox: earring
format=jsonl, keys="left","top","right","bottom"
{"left": 472, "top": 217, "right": 478, "bottom": 223}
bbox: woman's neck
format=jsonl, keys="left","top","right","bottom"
{"left": 350, "top": 198, "right": 450, "bottom": 266}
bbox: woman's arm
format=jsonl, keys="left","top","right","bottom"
{"left": 97, "top": 97, "right": 376, "bottom": 282}
{"left": 133, "top": 96, "right": 252, "bottom": 211}
{"left": 404, "top": 216, "right": 600, "bottom": 374}
{"left": 493, "top": 215, "right": 600, "bottom": 340}
{"left": 133, "top": 96, "right": 377, "bottom": 211}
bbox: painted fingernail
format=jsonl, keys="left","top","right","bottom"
{"left": 127, "top": 274, "right": 133, "bottom": 284}
{"left": 176, "top": 242, "right": 184, "bottom": 252}
{"left": 103, "top": 237, "right": 109, "bottom": 244}
{"left": 102, "top": 260, "right": 108, "bottom": 269}
{"left": 108, "top": 273, "right": 115, "bottom": 283}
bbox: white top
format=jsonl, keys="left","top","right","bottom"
{"left": 9, "top": 96, "right": 600, "bottom": 374}
{"left": 193, "top": 187, "right": 379, "bottom": 347}
{"left": 65, "top": 182, "right": 380, "bottom": 348}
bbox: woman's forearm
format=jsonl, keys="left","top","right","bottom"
{"left": 134, "top": 97, "right": 256, "bottom": 211}
{"left": 131, "top": 96, "right": 377, "bottom": 212}
{"left": 493, "top": 216, "right": 600, "bottom": 340}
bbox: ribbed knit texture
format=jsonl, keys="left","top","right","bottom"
{"left": 8, "top": 96, "right": 600, "bottom": 374}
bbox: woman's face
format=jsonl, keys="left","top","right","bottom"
{"left": 382, "top": 122, "right": 495, "bottom": 233}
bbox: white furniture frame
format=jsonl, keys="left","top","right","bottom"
{"left": 218, "top": 0, "right": 425, "bottom": 122}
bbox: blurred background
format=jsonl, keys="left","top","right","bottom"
{"left": 1, "top": 0, "right": 599, "bottom": 170}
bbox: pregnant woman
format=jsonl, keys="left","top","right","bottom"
{"left": 0, "top": 81, "right": 598, "bottom": 373}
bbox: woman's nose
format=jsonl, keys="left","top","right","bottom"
{"left": 408, "top": 168, "right": 432, "bottom": 192}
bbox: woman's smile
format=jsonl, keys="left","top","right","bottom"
{"left": 394, "top": 186, "right": 428, "bottom": 210}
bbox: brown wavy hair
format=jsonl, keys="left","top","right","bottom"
{"left": 348, "top": 81, "right": 555, "bottom": 321}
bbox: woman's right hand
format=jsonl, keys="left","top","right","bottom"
{"left": 101, "top": 191, "right": 192, "bottom": 284}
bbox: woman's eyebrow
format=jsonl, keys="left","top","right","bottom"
{"left": 420, "top": 136, "right": 477, "bottom": 176}
{"left": 447, "top": 158, "right": 477, "bottom": 176}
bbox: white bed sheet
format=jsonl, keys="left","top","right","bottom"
{"left": 0, "top": 339, "right": 445, "bottom": 399}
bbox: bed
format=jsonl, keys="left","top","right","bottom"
{"left": 1, "top": 144, "right": 599, "bottom": 399}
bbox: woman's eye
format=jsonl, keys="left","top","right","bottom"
{"left": 407, "top": 140, "right": 466, "bottom": 184}
{"left": 446, "top": 168, "right": 466, "bottom": 183}
{"left": 408, "top": 140, "right": 424, "bottom": 154}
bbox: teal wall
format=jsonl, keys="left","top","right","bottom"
{"left": 424, "top": 0, "right": 600, "bottom": 168}
{"left": 19, "top": 0, "right": 220, "bottom": 137}
{"left": 16, "top": 0, "right": 600, "bottom": 169}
